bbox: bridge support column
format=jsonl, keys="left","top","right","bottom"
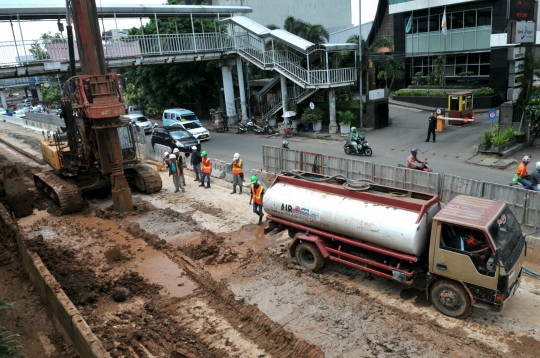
{"left": 280, "top": 74, "right": 287, "bottom": 113}
{"left": 36, "top": 86, "right": 42, "bottom": 102}
{"left": 219, "top": 59, "right": 237, "bottom": 124}
{"left": 329, "top": 89, "right": 337, "bottom": 134}
{"left": 236, "top": 55, "right": 247, "bottom": 123}
{"left": 1, "top": 91, "right": 7, "bottom": 110}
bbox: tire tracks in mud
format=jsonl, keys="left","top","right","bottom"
{"left": 123, "top": 222, "right": 324, "bottom": 358}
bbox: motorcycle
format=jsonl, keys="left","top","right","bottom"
{"left": 398, "top": 161, "right": 433, "bottom": 172}
{"left": 237, "top": 121, "right": 248, "bottom": 134}
{"left": 343, "top": 139, "right": 372, "bottom": 157}
{"left": 252, "top": 118, "right": 274, "bottom": 135}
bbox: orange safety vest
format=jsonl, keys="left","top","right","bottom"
{"left": 251, "top": 185, "right": 264, "bottom": 205}
{"left": 202, "top": 157, "right": 211, "bottom": 173}
{"left": 232, "top": 159, "right": 243, "bottom": 174}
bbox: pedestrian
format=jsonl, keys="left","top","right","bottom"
{"left": 190, "top": 146, "right": 202, "bottom": 182}
{"left": 249, "top": 176, "right": 264, "bottom": 225}
{"left": 425, "top": 112, "right": 436, "bottom": 143}
{"left": 231, "top": 153, "right": 243, "bottom": 194}
{"left": 168, "top": 154, "right": 185, "bottom": 193}
{"left": 220, "top": 112, "right": 229, "bottom": 132}
{"left": 163, "top": 151, "right": 170, "bottom": 170}
{"left": 200, "top": 151, "right": 211, "bottom": 189}
{"left": 173, "top": 148, "right": 186, "bottom": 186}
{"left": 514, "top": 154, "right": 538, "bottom": 190}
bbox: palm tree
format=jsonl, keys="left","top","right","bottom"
{"left": 283, "top": 16, "right": 329, "bottom": 44}
{"left": 346, "top": 35, "right": 394, "bottom": 99}
{"left": 386, "top": 59, "right": 405, "bottom": 90}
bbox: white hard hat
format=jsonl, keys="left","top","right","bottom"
{"left": 173, "top": 148, "right": 179, "bottom": 153}
{"left": 169, "top": 154, "right": 176, "bottom": 159}
{"left": 164, "top": 151, "right": 169, "bottom": 156}
{"left": 191, "top": 146, "right": 197, "bottom": 150}
{"left": 536, "top": 161, "right": 540, "bottom": 170}
{"left": 234, "top": 153, "right": 240, "bottom": 159}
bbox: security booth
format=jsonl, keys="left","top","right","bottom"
{"left": 447, "top": 92, "right": 475, "bottom": 126}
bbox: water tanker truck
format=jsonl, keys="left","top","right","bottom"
{"left": 263, "top": 172, "right": 525, "bottom": 318}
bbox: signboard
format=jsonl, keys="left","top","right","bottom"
{"left": 507, "top": 87, "right": 522, "bottom": 101}
{"left": 509, "top": 0, "right": 536, "bottom": 21}
{"left": 509, "top": 60, "right": 525, "bottom": 74}
{"left": 507, "top": 46, "right": 525, "bottom": 60}
{"left": 488, "top": 110, "right": 498, "bottom": 121}
{"left": 508, "top": 21, "right": 536, "bottom": 43}
{"left": 28, "top": 77, "right": 37, "bottom": 86}
{"left": 309, "top": 102, "right": 315, "bottom": 110}
{"left": 508, "top": 73, "right": 524, "bottom": 87}
{"left": 369, "top": 89, "right": 385, "bottom": 100}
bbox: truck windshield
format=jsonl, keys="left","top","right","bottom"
{"left": 182, "top": 114, "right": 197, "bottom": 121}
{"left": 488, "top": 206, "right": 522, "bottom": 263}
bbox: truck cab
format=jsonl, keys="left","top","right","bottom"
{"left": 428, "top": 195, "right": 525, "bottom": 317}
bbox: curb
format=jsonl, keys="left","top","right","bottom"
{"left": 0, "top": 135, "right": 45, "bottom": 165}
{"left": 0, "top": 204, "right": 110, "bottom": 358}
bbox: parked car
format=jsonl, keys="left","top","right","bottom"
{"left": 170, "top": 120, "right": 210, "bottom": 141}
{"left": 13, "top": 109, "right": 26, "bottom": 118}
{"left": 162, "top": 108, "right": 201, "bottom": 126}
{"left": 127, "top": 105, "right": 143, "bottom": 115}
{"left": 151, "top": 126, "right": 201, "bottom": 153}
{"left": 123, "top": 114, "right": 153, "bottom": 134}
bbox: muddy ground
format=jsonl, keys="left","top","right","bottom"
{"left": 1, "top": 140, "right": 540, "bottom": 357}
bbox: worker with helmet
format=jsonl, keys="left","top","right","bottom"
{"left": 200, "top": 151, "right": 212, "bottom": 189}
{"left": 249, "top": 175, "right": 265, "bottom": 225}
{"left": 515, "top": 154, "right": 538, "bottom": 190}
{"left": 190, "top": 146, "right": 202, "bottom": 182}
{"left": 168, "top": 154, "right": 185, "bottom": 193}
{"left": 406, "top": 148, "right": 427, "bottom": 170}
{"left": 529, "top": 161, "right": 540, "bottom": 191}
{"left": 173, "top": 148, "right": 186, "bottom": 186}
{"left": 163, "top": 151, "right": 170, "bottom": 171}
{"left": 349, "top": 127, "right": 364, "bottom": 153}
{"left": 282, "top": 140, "right": 289, "bottom": 149}
{"left": 231, "top": 153, "right": 244, "bottom": 195}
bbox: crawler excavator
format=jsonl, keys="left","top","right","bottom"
{"left": 34, "top": 0, "right": 162, "bottom": 214}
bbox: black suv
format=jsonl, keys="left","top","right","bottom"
{"left": 151, "top": 126, "right": 201, "bottom": 153}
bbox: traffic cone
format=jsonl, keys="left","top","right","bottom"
{"left": 472, "top": 111, "right": 476, "bottom": 123}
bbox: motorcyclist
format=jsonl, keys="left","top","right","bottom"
{"left": 406, "top": 148, "right": 427, "bottom": 170}
{"left": 529, "top": 162, "right": 540, "bottom": 191}
{"left": 349, "top": 127, "right": 364, "bottom": 153}
{"left": 282, "top": 140, "right": 289, "bottom": 149}
{"left": 517, "top": 155, "right": 539, "bottom": 191}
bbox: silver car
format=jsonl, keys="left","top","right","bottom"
{"left": 123, "top": 114, "right": 153, "bottom": 134}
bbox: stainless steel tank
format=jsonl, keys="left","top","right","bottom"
{"left": 264, "top": 182, "right": 440, "bottom": 256}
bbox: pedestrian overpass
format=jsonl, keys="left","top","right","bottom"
{"left": 0, "top": 4, "right": 357, "bottom": 128}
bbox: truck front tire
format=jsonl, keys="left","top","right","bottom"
{"left": 430, "top": 280, "right": 471, "bottom": 318}
{"left": 295, "top": 242, "right": 325, "bottom": 272}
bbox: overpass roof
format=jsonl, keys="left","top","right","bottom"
{"left": 0, "top": 5, "right": 252, "bottom": 21}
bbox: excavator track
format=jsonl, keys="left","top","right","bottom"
{"left": 34, "top": 172, "right": 84, "bottom": 214}
{"left": 125, "top": 164, "right": 163, "bottom": 194}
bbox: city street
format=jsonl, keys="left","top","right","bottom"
{"left": 148, "top": 105, "right": 520, "bottom": 185}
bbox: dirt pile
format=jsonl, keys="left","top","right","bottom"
{"left": 182, "top": 230, "right": 238, "bottom": 265}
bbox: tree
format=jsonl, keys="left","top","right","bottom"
{"left": 28, "top": 32, "right": 65, "bottom": 61}
{"left": 283, "top": 16, "right": 329, "bottom": 43}
{"left": 427, "top": 56, "right": 445, "bottom": 88}
{"left": 385, "top": 59, "right": 405, "bottom": 90}
{"left": 40, "top": 85, "right": 61, "bottom": 105}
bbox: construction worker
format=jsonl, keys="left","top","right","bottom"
{"left": 168, "top": 154, "right": 185, "bottom": 193}
{"left": 173, "top": 148, "right": 186, "bottom": 186}
{"left": 231, "top": 153, "right": 243, "bottom": 195}
{"left": 249, "top": 175, "right": 264, "bottom": 225}
{"left": 190, "top": 146, "right": 202, "bottom": 182}
{"left": 163, "top": 151, "right": 170, "bottom": 170}
{"left": 200, "top": 151, "right": 212, "bottom": 189}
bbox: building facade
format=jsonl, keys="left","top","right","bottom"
{"left": 212, "top": 0, "right": 352, "bottom": 30}
{"left": 380, "top": 0, "right": 540, "bottom": 103}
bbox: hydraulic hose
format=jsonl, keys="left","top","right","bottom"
{"left": 280, "top": 171, "right": 376, "bottom": 191}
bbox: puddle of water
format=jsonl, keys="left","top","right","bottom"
{"left": 70, "top": 215, "right": 198, "bottom": 298}
{"left": 400, "top": 287, "right": 432, "bottom": 308}
{"left": 167, "top": 232, "right": 201, "bottom": 246}
{"left": 17, "top": 209, "right": 51, "bottom": 226}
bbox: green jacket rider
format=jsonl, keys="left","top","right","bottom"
{"left": 349, "top": 127, "right": 364, "bottom": 152}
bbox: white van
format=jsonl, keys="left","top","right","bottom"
{"left": 162, "top": 108, "right": 201, "bottom": 126}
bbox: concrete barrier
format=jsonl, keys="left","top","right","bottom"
{"left": 150, "top": 143, "right": 172, "bottom": 162}
{"left": 210, "top": 158, "right": 226, "bottom": 179}
{"left": 0, "top": 204, "right": 110, "bottom": 357}
{"left": 1, "top": 114, "right": 26, "bottom": 126}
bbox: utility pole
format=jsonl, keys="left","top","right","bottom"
{"left": 358, "top": 0, "right": 363, "bottom": 128}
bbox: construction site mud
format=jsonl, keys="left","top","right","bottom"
{"left": 1, "top": 141, "right": 540, "bottom": 357}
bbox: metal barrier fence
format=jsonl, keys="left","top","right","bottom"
{"left": 262, "top": 145, "right": 540, "bottom": 235}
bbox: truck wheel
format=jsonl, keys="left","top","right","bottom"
{"left": 430, "top": 280, "right": 471, "bottom": 318}
{"left": 295, "top": 242, "right": 325, "bottom": 272}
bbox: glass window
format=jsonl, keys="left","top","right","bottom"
{"left": 429, "top": 15, "right": 439, "bottom": 32}
{"left": 467, "top": 64, "right": 479, "bottom": 75}
{"left": 480, "top": 53, "right": 490, "bottom": 63}
{"left": 446, "top": 56, "right": 455, "bottom": 65}
{"left": 445, "top": 66, "right": 455, "bottom": 76}
{"left": 455, "top": 64, "right": 466, "bottom": 75}
{"left": 480, "top": 64, "right": 490, "bottom": 76}
{"left": 468, "top": 54, "right": 480, "bottom": 64}
{"left": 451, "top": 12, "right": 463, "bottom": 29}
{"left": 477, "top": 8, "right": 491, "bottom": 26}
{"left": 455, "top": 55, "right": 467, "bottom": 65}
{"left": 417, "top": 16, "right": 428, "bottom": 33}
{"left": 464, "top": 10, "right": 476, "bottom": 27}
